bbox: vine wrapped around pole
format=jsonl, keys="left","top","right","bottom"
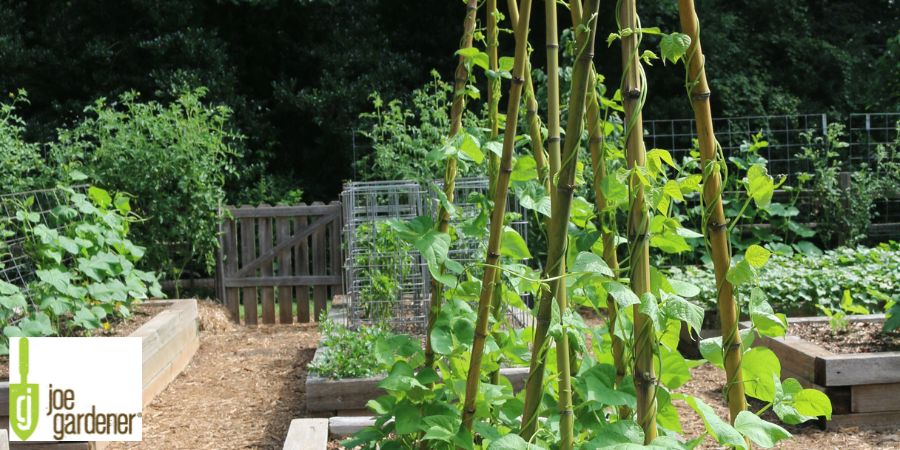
{"left": 677, "top": 0, "right": 748, "bottom": 427}
{"left": 423, "top": 0, "right": 479, "bottom": 370}
{"left": 461, "top": 0, "right": 534, "bottom": 431}
{"left": 618, "top": 0, "right": 657, "bottom": 441}
{"left": 519, "top": 0, "right": 601, "bottom": 442}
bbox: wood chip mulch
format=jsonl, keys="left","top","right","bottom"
{"left": 107, "top": 300, "right": 319, "bottom": 450}
{"left": 789, "top": 321, "right": 899, "bottom": 354}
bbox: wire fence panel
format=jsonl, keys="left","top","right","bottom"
{"left": 341, "top": 177, "right": 529, "bottom": 334}
{"left": 0, "top": 186, "right": 86, "bottom": 302}
{"left": 848, "top": 112, "right": 900, "bottom": 169}
{"left": 644, "top": 114, "right": 829, "bottom": 177}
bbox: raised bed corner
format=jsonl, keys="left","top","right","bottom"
{"left": 752, "top": 315, "right": 900, "bottom": 429}
{"left": 0, "top": 299, "right": 200, "bottom": 449}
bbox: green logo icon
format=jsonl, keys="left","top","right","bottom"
{"left": 9, "top": 337, "right": 39, "bottom": 441}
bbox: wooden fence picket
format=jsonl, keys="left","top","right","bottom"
{"left": 217, "top": 201, "right": 342, "bottom": 324}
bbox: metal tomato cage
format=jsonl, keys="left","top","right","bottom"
{"left": 341, "top": 177, "right": 530, "bottom": 334}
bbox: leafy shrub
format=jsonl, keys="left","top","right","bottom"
{"left": 356, "top": 71, "right": 484, "bottom": 182}
{"left": 51, "top": 88, "right": 240, "bottom": 279}
{"left": 308, "top": 318, "right": 392, "bottom": 379}
{"left": 670, "top": 242, "right": 899, "bottom": 315}
{"left": 0, "top": 90, "right": 51, "bottom": 193}
{"left": 0, "top": 186, "right": 164, "bottom": 354}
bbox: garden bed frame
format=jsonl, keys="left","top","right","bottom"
{"left": 307, "top": 299, "right": 529, "bottom": 416}
{"left": 750, "top": 314, "right": 900, "bottom": 430}
{"left": 0, "top": 299, "right": 200, "bottom": 449}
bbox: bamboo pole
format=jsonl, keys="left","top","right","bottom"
{"left": 423, "top": 0, "right": 479, "bottom": 371}
{"left": 486, "top": 0, "right": 506, "bottom": 387}
{"left": 618, "top": 0, "right": 657, "bottom": 442}
{"left": 519, "top": 0, "right": 600, "bottom": 442}
{"left": 677, "top": 0, "right": 748, "bottom": 426}
{"left": 587, "top": 74, "right": 628, "bottom": 403}
{"left": 506, "top": 0, "right": 550, "bottom": 192}
{"left": 461, "top": 0, "right": 534, "bottom": 431}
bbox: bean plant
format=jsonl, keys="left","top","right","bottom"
{"left": 345, "top": 1, "right": 831, "bottom": 449}
{"left": 0, "top": 186, "right": 164, "bottom": 354}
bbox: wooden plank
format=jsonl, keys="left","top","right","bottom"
{"left": 232, "top": 214, "right": 334, "bottom": 278}
{"left": 296, "top": 215, "right": 311, "bottom": 323}
{"left": 223, "top": 276, "right": 341, "bottom": 288}
{"left": 306, "top": 375, "right": 384, "bottom": 412}
{"left": 282, "top": 419, "right": 328, "bottom": 450}
{"left": 312, "top": 212, "right": 327, "bottom": 321}
{"left": 240, "top": 217, "right": 258, "bottom": 326}
{"left": 229, "top": 204, "right": 340, "bottom": 218}
{"left": 258, "top": 213, "right": 276, "bottom": 324}
{"left": 214, "top": 217, "right": 226, "bottom": 305}
{"left": 851, "top": 383, "right": 900, "bottom": 413}
{"left": 827, "top": 410, "right": 900, "bottom": 430}
{"left": 329, "top": 203, "right": 343, "bottom": 296}
{"left": 821, "top": 352, "right": 900, "bottom": 386}
{"left": 329, "top": 416, "right": 376, "bottom": 437}
{"left": 0, "top": 429, "right": 7, "bottom": 450}
{"left": 276, "top": 217, "right": 294, "bottom": 324}
{"left": 223, "top": 219, "right": 240, "bottom": 321}
{"left": 758, "top": 335, "right": 831, "bottom": 383}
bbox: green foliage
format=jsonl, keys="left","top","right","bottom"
{"left": 0, "top": 186, "right": 164, "bottom": 354}
{"left": 796, "top": 123, "right": 878, "bottom": 247}
{"left": 670, "top": 242, "right": 900, "bottom": 314}
{"left": 816, "top": 290, "right": 870, "bottom": 332}
{"left": 357, "top": 72, "right": 484, "bottom": 182}
{"left": 51, "top": 89, "right": 239, "bottom": 279}
{"left": 353, "top": 222, "right": 415, "bottom": 321}
{"left": 308, "top": 318, "right": 392, "bottom": 379}
{"left": 0, "top": 90, "right": 51, "bottom": 193}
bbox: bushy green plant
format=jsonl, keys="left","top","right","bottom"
{"left": 356, "top": 71, "right": 485, "bottom": 182}
{"left": 670, "top": 242, "right": 900, "bottom": 315}
{"left": 0, "top": 186, "right": 164, "bottom": 354}
{"left": 796, "top": 123, "right": 879, "bottom": 247}
{"left": 50, "top": 88, "right": 240, "bottom": 279}
{"left": 0, "top": 90, "right": 51, "bottom": 193}
{"left": 308, "top": 318, "right": 393, "bottom": 379}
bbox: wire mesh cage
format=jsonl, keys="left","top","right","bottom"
{"left": 341, "top": 177, "right": 530, "bottom": 334}
{"left": 0, "top": 186, "right": 86, "bottom": 302}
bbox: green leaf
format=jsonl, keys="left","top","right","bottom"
{"left": 488, "top": 434, "right": 540, "bottom": 450}
{"left": 734, "top": 411, "right": 791, "bottom": 448}
{"left": 88, "top": 186, "right": 113, "bottom": 209}
{"left": 749, "top": 288, "right": 787, "bottom": 338}
{"left": 745, "top": 244, "right": 772, "bottom": 269}
{"left": 794, "top": 388, "right": 832, "bottom": 420}
{"left": 500, "top": 227, "right": 531, "bottom": 259}
{"left": 573, "top": 252, "right": 614, "bottom": 277}
{"left": 668, "top": 279, "right": 700, "bottom": 298}
{"left": 660, "top": 32, "right": 692, "bottom": 64}
{"left": 459, "top": 133, "right": 484, "bottom": 164}
{"left": 604, "top": 281, "right": 641, "bottom": 308}
{"left": 745, "top": 164, "right": 775, "bottom": 208}
{"left": 684, "top": 395, "right": 746, "bottom": 449}
{"left": 726, "top": 259, "right": 756, "bottom": 287}
{"left": 663, "top": 295, "right": 705, "bottom": 335}
{"left": 431, "top": 321, "right": 454, "bottom": 355}
{"left": 742, "top": 347, "right": 781, "bottom": 402}
{"left": 699, "top": 337, "right": 724, "bottom": 368}
{"left": 393, "top": 401, "right": 420, "bottom": 434}
{"left": 510, "top": 155, "right": 537, "bottom": 182}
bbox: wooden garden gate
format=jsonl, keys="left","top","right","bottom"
{"left": 216, "top": 202, "right": 343, "bottom": 324}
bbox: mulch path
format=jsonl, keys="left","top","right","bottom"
{"left": 789, "top": 321, "right": 899, "bottom": 354}
{"left": 107, "top": 300, "right": 319, "bottom": 450}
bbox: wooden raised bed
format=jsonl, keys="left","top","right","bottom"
{"left": 751, "top": 314, "right": 900, "bottom": 430}
{"left": 0, "top": 299, "right": 200, "bottom": 449}
{"left": 306, "top": 343, "right": 529, "bottom": 415}
{"left": 309, "top": 297, "right": 532, "bottom": 416}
